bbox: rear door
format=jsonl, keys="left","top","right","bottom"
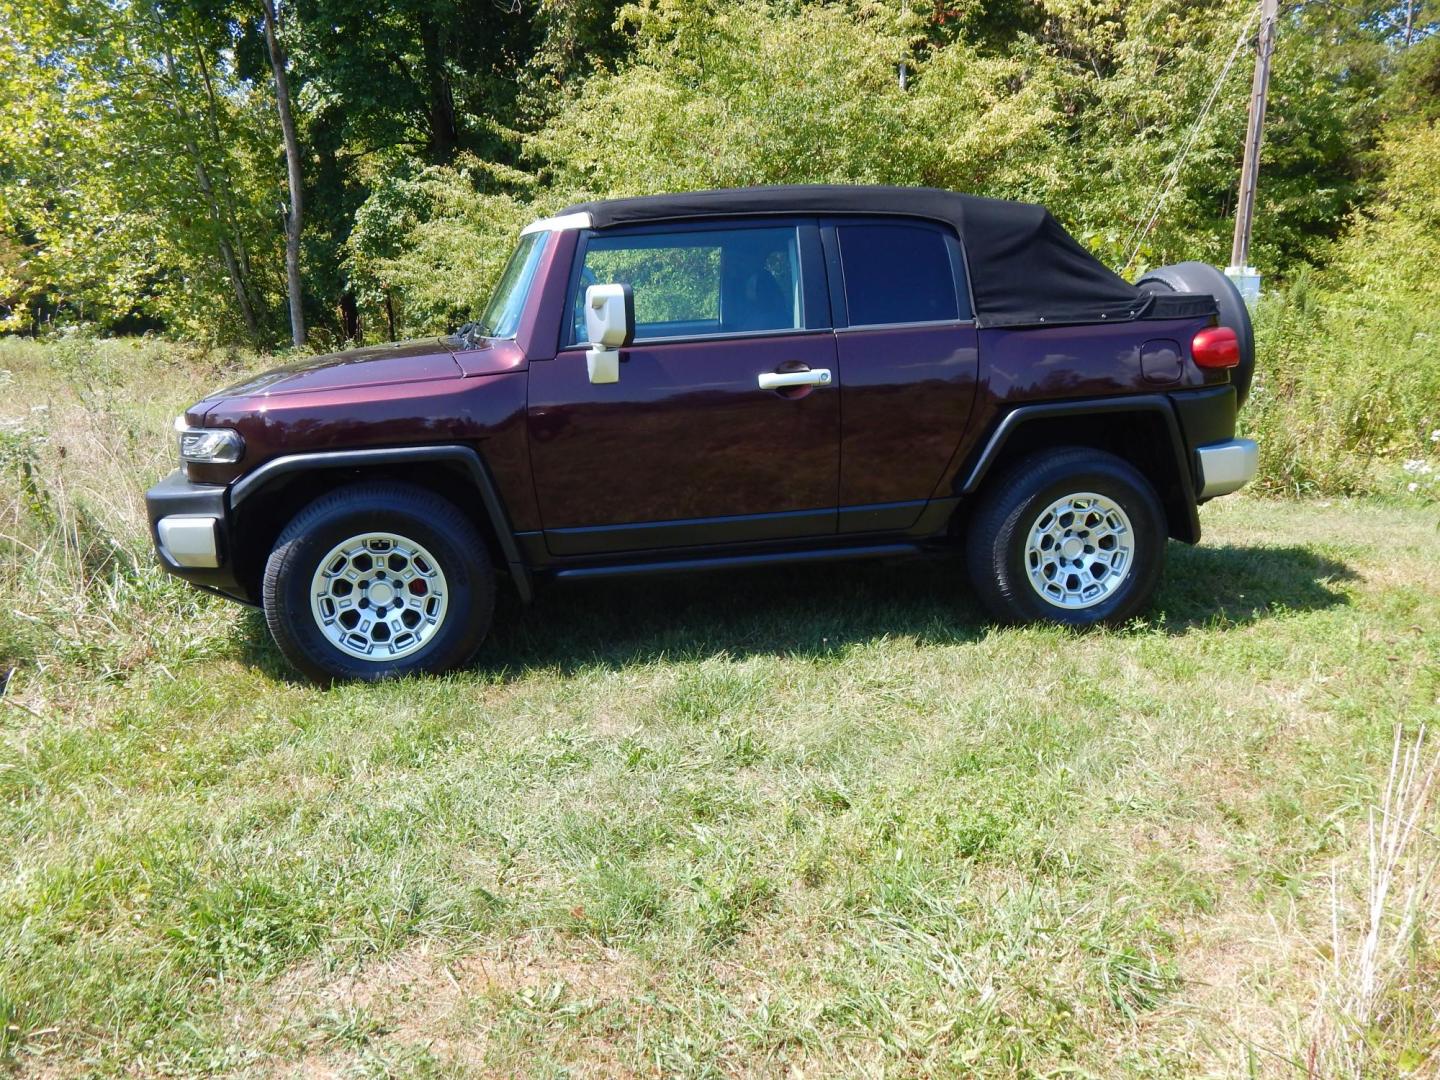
{"left": 822, "top": 218, "right": 980, "bottom": 533}
{"left": 527, "top": 218, "right": 839, "bottom": 555}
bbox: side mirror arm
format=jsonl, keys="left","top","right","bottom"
{"left": 586, "top": 344, "right": 620, "bottom": 385}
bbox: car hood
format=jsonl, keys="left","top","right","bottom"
{"left": 200, "top": 337, "right": 465, "bottom": 404}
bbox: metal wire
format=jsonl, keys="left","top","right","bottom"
{"left": 1121, "top": 5, "right": 1261, "bottom": 276}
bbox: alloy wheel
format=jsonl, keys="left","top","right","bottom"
{"left": 308, "top": 531, "right": 449, "bottom": 661}
{"left": 1022, "top": 492, "right": 1135, "bottom": 610}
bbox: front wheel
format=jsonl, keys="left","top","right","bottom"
{"left": 262, "top": 482, "right": 495, "bottom": 682}
{"left": 965, "top": 448, "right": 1166, "bottom": 626}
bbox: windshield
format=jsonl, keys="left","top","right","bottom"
{"left": 477, "top": 231, "right": 547, "bottom": 338}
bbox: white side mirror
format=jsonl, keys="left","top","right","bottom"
{"left": 584, "top": 283, "right": 634, "bottom": 385}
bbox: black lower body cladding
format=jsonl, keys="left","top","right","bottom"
{"left": 1170, "top": 385, "right": 1238, "bottom": 451}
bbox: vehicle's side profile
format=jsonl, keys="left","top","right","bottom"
{"left": 145, "top": 185, "right": 1258, "bottom": 681}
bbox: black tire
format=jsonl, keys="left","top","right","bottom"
{"left": 965, "top": 448, "right": 1166, "bottom": 627}
{"left": 262, "top": 482, "right": 495, "bottom": 682}
{"left": 1137, "top": 261, "right": 1255, "bottom": 408}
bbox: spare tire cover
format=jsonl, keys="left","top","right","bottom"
{"left": 1137, "top": 261, "right": 1254, "bottom": 409}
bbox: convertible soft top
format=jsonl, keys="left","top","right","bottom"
{"left": 560, "top": 185, "right": 1215, "bottom": 329}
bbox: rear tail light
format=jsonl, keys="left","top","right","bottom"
{"left": 1191, "top": 326, "right": 1240, "bottom": 368}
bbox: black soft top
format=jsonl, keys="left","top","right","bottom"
{"left": 560, "top": 185, "right": 1214, "bottom": 329}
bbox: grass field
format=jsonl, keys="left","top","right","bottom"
{"left": 2, "top": 338, "right": 1439, "bottom": 1077}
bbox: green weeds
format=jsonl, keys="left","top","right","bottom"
{"left": 0, "top": 339, "right": 1437, "bottom": 1075}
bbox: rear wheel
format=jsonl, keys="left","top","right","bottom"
{"left": 965, "top": 448, "right": 1165, "bottom": 626}
{"left": 262, "top": 482, "right": 494, "bottom": 682}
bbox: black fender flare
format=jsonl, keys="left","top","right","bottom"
{"left": 959, "top": 395, "right": 1200, "bottom": 544}
{"left": 228, "top": 445, "right": 533, "bottom": 603}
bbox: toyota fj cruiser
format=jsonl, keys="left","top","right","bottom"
{"left": 146, "top": 185, "right": 1258, "bottom": 681}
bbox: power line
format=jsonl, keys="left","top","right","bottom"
{"left": 1121, "top": 5, "right": 1260, "bottom": 276}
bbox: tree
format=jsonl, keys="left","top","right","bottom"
{"left": 0, "top": 0, "right": 286, "bottom": 339}
{"left": 3, "top": 0, "right": 1436, "bottom": 343}
{"left": 261, "top": 0, "right": 306, "bottom": 347}
{"left": 156, "top": 32, "right": 262, "bottom": 341}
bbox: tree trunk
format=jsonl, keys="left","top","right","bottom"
{"left": 419, "top": 16, "right": 458, "bottom": 162}
{"left": 339, "top": 291, "right": 359, "bottom": 343}
{"left": 195, "top": 44, "right": 265, "bottom": 327}
{"left": 262, "top": 0, "right": 306, "bottom": 348}
{"left": 209, "top": 196, "right": 261, "bottom": 341}
{"left": 161, "top": 48, "right": 261, "bottom": 343}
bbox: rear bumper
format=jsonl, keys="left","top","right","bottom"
{"left": 1194, "top": 438, "right": 1258, "bottom": 499}
{"left": 144, "top": 470, "right": 254, "bottom": 604}
{"left": 1168, "top": 385, "right": 1256, "bottom": 501}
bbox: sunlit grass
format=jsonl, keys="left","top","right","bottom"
{"left": 2, "top": 338, "right": 1438, "bottom": 1076}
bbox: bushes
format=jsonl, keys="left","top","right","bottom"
{"left": 1243, "top": 120, "right": 1440, "bottom": 498}
{"left": 354, "top": 0, "right": 1263, "bottom": 338}
{"left": 1246, "top": 281, "right": 1440, "bottom": 496}
{"left": 345, "top": 157, "right": 537, "bottom": 341}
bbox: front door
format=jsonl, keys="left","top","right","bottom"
{"left": 527, "top": 219, "right": 839, "bottom": 556}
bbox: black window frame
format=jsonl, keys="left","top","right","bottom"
{"left": 559, "top": 216, "right": 830, "bottom": 350}
{"left": 820, "top": 216, "right": 974, "bottom": 329}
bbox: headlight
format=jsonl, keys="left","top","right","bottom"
{"left": 175, "top": 417, "right": 244, "bottom": 464}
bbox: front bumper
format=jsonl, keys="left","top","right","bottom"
{"left": 144, "top": 470, "right": 253, "bottom": 604}
{"left": 1194, "top": 438, "right": 1258, "bottom": 499}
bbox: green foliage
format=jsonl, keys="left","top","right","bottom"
{"left": 1244, "top": 114, "right": 1440, "bottom": 496}
{"left": 526, "top": 1, "right": 1061, "bottom": 200}
{"left": 1383, "top": 29, "right": 1440, "bottom": 121}
{"left": 0, "top": 1, "right": 289, "bottom": 342}
{"left": 523, "top": 0, "right": 1389, "bottom": 272}
{"left": 344, "top": 155, "right": 535, "bottom": 337}
{"left": 0, "top": 0, "right": 1432, "bottom": 342}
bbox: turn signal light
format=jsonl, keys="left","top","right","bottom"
{"left": 1191, "top": 326, "right": 1240, "bottom": 369}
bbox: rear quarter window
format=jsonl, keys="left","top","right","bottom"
{"left": 836, "top": 222, "right": 968, "bottom": 326}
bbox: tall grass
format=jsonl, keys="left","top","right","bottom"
{"left": 1245, "top": 271, "right": 1440, "bottom": 499}
{"left": 2, "top": 336, "right": 1439, "bottom": 1074}
{"left": 0, "top": 335, "right": 255, "bottom": 685}
{"left": 1305, "top": 726, "right": 1440, "bottom": 1077}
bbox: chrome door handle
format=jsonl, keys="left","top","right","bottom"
{"left": 757, "top": 368, "right": 832, "bottom": 390}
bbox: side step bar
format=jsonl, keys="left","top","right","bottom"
{"left": 551, "top": 543, "right": 922, "bottom": 582}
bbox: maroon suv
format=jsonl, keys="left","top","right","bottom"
{"left": 145, "top": 186, "right": 1258, "bottom": 681}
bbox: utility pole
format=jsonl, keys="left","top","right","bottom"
{"left": 1227, "top": 0, "right": 1278, "bottom": 303}
{"left": 262, "top": 0, "right": 306, "bottom": 348}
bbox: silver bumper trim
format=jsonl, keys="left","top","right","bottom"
{"left": 1195, "top": 438, "right": 1258, "bottom": 499}
{"left": 157, "top": 515, "right": 221, "bottom": 568}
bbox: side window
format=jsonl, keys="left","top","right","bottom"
{"left": 836, "top": 222, "right": 963, "bottom": 326}
{"left": 572, "top": 226, "right": 801, "bottom": 343}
